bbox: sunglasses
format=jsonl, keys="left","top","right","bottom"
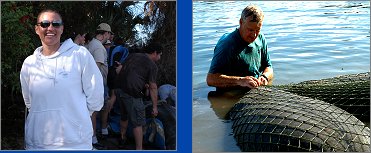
{"left": 37, "top": 21, "right": 63, "bottom": 28}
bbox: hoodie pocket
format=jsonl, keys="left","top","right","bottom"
{"left": 25, "top": 109, "right": 82, "bottom": 146}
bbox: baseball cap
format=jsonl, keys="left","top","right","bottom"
{"left": 97, "top": 23, "right": 113, "bottom": 34}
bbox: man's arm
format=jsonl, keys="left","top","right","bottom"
{"left": 206, "top": 73, "right": 261, "bottom": 89}
{"left": 148, "top": 82, "right": 158, "bottom": 116}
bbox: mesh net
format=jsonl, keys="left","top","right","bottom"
{"left": 229, "top": 73, "right": 370, "bottom": 152}
{"left": 274, "top": 72, "right": 370, "bottom": 123}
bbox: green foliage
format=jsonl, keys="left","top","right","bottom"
{"left": 95, "top": 1, "right": 139, "bottom": 41}
{"left": 143, "top": 1, "right": 176, "bottom": 86}
{"left": 1, "top": 1, "right": 35, "bottom": 98}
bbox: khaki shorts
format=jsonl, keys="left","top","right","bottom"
{"left": 116, "top": 89, "right": 146, "bottom": 127}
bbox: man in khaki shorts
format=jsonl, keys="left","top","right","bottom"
{"left": 86, "top": 22, "right": 113, "bottom": 150}
{"left": 114, "top": 42, "right": 162, "bottom": 150}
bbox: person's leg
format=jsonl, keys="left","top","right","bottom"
{"left": 101, "top": 87, "right": 111, "bottom": 135}
{"left": 117, "top": 89, "right": 128, "bottom": 144}
{"left": 91, "top": 111, "right": 106, "bottom": 150}
{"left": 120, "top": 119, "right": 128, "bottom": 141}
{"left": 101, "top": 89, "right": 117, "bottom": 135}
{"left": 130, "top": 98, "right": 146, "bottom": 150}
{"left": 120, "top": 90, "right": 146, "bottom": 149}
{"left": 100, "top": 108, "right": 109, "bottom": 136}
{"left": 91, "top": 111, "right": 98, "bottom": 143}
{"left": 133, "top": 126, "right": 143, "bottom": 150}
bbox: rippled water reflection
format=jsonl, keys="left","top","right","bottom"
{"left": 193, "top": 1, "right": 370, "bottom": 152}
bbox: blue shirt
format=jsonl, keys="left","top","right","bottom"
{"left": 209, "top": 28, "right": 272, "bottom": 78}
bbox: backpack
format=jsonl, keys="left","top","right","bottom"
{"left": 120, "top": 116, "right": 165, "bottom": 150}
{"left": 107, "top": 45, "right": 129, "bottom": 90}
{"left": 143, "top": 118, "right": 166, "bottom": 149}
{"left": 108, "top": 45, "right": 129, "bottom": 67}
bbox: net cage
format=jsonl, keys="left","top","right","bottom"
{"left": 275, "top": 72, "right": 370, "bottom": 123}
{"left": 228, "top": 73, "right": 370, "bottom": 152}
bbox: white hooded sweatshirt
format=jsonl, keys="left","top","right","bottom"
{"left": 20, "top": 39, "right": 104, "bottom": 150}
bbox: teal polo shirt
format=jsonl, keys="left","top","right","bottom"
{"left": 209, "top": 28, "right": 272, "bottom": 78}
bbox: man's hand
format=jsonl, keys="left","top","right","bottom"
{"left": 258, "top": 75, "right": 268, "bottom": 86}
{"left": 152, "top": 106, "right": 158, "bottom": 117}
{"left": 238, "top": 76, "right": 261, "bottom": 88}
{"left": 115, "top": 61, "right": 122, "bottom": 74}
{"left": 106, "top": 99, "right": 114, "bottom": 111}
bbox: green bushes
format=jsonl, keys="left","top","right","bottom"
{"left": 1, "top": 2, "right": 35, "bottom": 100}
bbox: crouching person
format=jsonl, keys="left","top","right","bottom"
{"left": 114, "top": 42, "right": 163, "bottom": 150}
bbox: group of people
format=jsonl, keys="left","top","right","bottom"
{"left": 20, "top": 8, "right": 174, "bottom": 150}
{"left": 20, "top": 3, "right": 271, "bottom": 150}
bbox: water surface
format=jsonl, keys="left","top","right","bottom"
{"left": 192, "top": 1, "right": 370, "bottom": 152}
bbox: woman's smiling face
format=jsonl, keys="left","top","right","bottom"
{"left": 35, "top": 11, "right": 64, "bottom": 47}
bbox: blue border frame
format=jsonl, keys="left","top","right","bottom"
{"left": 176, "top": 0, "right": 192, "bottom": 152}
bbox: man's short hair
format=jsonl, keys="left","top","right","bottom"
{"left": 144, "top": 42, "right": 163, "bottom": 54}
{"left": 241, "top": 5, "right": 264, "bottom": 24}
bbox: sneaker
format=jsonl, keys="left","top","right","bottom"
{"left": 92, "top": 143, "right": 106, "bottom": 150}
{"left": 101, "top": 128, "right": 109, "bottom": 136}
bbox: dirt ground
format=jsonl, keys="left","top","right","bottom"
{"left": 1, "top": 103, "right": 170, "bottom": 150}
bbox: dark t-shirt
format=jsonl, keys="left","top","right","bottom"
{"left": 115, "top": 53, "right": 158, "bottom": 98}
{"left": 208, "top": 28, "right": 272, "bottom": 78}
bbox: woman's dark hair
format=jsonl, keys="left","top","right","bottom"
{"left": 84, "top": 33, "right": 93, "bottom": 42}
{"left": 36, "top": 9, "right": 62, "bottom": 23}
{"left": 70, "top": 32, "right": 84, "bottom": 41}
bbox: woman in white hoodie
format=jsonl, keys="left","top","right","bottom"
{"left": 20, "top": 9, "right": 104, "bottom": 150}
